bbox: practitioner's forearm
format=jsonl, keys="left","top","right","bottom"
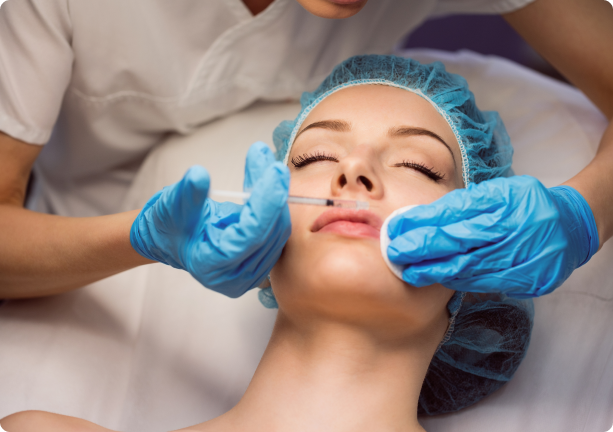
{"left": 503, "top": 0, "right": 613, "bottom": 120}
{"left": 504, "top": 0, "right": 613, "bottom": 244}
{"left": 0, "top": 206, "right": 153, "bottom": 299}
{"left": 563, "top": 119, "right": 613, "bottom": 249}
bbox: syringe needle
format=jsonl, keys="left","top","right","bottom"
{"left": 210, "top": 190, "right": 369, "bottom": 210}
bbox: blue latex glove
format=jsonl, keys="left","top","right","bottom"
{"left": 387, "top": 176, "right": 599, "bottom": 298}
{"left": 130, "top": 142, "right": 291, "bottom": 298}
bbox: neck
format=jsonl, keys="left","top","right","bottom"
{"left": 206, "top": 311, "right": 439, "bottom": 432}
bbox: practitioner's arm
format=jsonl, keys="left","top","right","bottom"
{"left": 0, "top": 136, "right": 291, "bottom": 300}
{"left": 503, "top": 0, "right": 613, "bottom": 246}
{"left": 0, "top": 132, "right": 153, "bottom": 299}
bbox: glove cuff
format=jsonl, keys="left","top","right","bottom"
{"left": 549, "top": 186, "right": 599, "bottom": 267}
{"left": 129, "top": 216, "right": 160, "bottom": 263}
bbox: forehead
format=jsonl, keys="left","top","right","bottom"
{"left": 290, "top": 85, "right": 462, "bottom": 169}
{"left": 299, "top": 85, "right": 457, "bottom": 143}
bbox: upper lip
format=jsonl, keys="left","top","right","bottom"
{"left": 311, "top": 208, "right": 383, "bottom": 233}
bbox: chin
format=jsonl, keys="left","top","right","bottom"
{"left": 313, "top": 244, "right": 391, "bottom": 290}
{"left": 295, "top": 0, "right": 367, "bottom": 19}
{"left": 273, "top": 238, "right": 415, "bottom": 321}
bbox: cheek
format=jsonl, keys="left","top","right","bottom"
{"left": 382, "top": 176, "right": 454, "bottom": 209}
{"left": 288, "top": 165, "right": 336, "bottom": 197}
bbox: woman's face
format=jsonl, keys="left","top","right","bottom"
{"left": 271, "top": 85, "right": 462, "bottom": 336}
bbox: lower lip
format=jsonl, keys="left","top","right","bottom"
{"left": 318, "top": 221, "right": 380, "bottom": 239}
{"left": 327, "top": 0, "right": 364, "bottom": 5}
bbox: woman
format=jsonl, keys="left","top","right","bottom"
{"left": 0, "top": 0, "right": 610, "bottom": 300}
{"left": 1, "top": 55, "right": 534, "bottom": 432}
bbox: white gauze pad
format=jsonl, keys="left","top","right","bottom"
{"left": 380, "top": 205, "right": 417, "bottom": 280}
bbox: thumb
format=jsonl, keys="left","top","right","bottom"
{"left": 220, "top": 162, "right": 289, "bottom": 257}
{"left": 244, "top": 141, "right": 276, "bottom": 192}
{"left": 165, "top": 165, "right": 210, "bottom": 230}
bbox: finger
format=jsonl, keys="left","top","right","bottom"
{"left": 400, "top": 248, "right": 512, "bottom": 287}
{"left": 226, "top": 215, "right": 290, "bottom": 296}
{"left": 442, "top": 262, "right": 555, "bottom": 298}
{"left": 198, "top": 193, "right": 291, "bottom": 298}
{"left": 141, "top": 189, "right": 164, "bottom": 212}
{"left": 244, "top": 141, "right": 276, "bottom": 192}
{"left": 406, "top": 256, "right": 556, "bottom": 298}
{"left": 221, "top": 163, "right": 290, "bottom": 259}
{"left": 167, "top": 166, "right": 210, "bottom": 230}
{"left": 205, "top": 200, "right": 243, "bottom": 227}
{"left": 443, "top": 268, "right": 534, "bottom": 296}
{"left": 387, "top": 211, "right": 507, "bottom": 264}
{"left": 399, "top": 227, "right": 547, "bottom": 288}
{"left": 153, "top": 166, "right": 209, "bottom": 231}
{"left": 387, "top": 179, "right": 509, "bottom": 236}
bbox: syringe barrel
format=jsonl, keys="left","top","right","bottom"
{"left": 286, "top": 196, "right": 329, "bottom": 206}
{"left": 212, "top": 190, "right": 369, "bottom": 209}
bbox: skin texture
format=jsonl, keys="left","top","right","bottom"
{"left": 1, "top": 85, "right": 458, "bottom": 431}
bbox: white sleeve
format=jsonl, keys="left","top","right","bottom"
{"left": 0, "top": 0, "right": 73, "bottom": 144}
{"left": 432, "top": 0, "right": 538, "bottom": 17}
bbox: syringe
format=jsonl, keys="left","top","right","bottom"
{"left": 210, "top": 190, "right": 369, "bottom": 210}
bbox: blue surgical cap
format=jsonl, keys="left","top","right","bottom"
{"left": 259, "top": 54, "right": 532, "bottom": 415}
{"left": 420, "top": 291, "right": 534, "bottom": 415}
{"left": 273, "top": 54, "right": 514, "bottom": 186}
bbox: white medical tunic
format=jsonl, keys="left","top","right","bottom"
{"left": 0, "top": 0, "right": 535, "bottom": 216}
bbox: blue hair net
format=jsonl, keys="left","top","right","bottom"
{"left": 273, "top": 54, "right": 514, "bottom": 186}
{"left": 420, "top": 291, "right": 534, "bottom": 415}
{"left": 259, "top": 54, "right": 533, "bottom": 415}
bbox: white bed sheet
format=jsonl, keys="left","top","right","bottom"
{"left": 0, "top": 49, "right": 612, "bottom": 432}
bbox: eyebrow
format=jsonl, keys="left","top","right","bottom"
{"left": 295, "top": 119, "right": 456, "bottom": 165}
{"left": 388, "top": 126, "right": 456, "bottom": 165}
{"left": 295, "top": 120, "right": 351, "bottom": 140}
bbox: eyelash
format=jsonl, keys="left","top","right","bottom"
{"left": 290, "top": 152, "right": 445, "bottom": 183}
{"left": 291, "top": 151, "right": 339, "bottom": 168}
{"left": 394, "top": 160, "right": 445, "bottom": 182}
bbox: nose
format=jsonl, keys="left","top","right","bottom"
{"left": 330, "top": 150, "right": 383, "bottom": 199}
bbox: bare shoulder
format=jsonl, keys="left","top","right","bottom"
{"left": 171, "top": 416, "right": 226, "bottom": 432}
{"left": 171, "top": 424, "right": 211, "bottom": 432}
{"left": 0, "top": 411, "right": 117, "bottom": 432}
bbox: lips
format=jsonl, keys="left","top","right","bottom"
{"left": 327, "top": 0, "right": 365, "bottom": 5}
{"left": 311, "top": 208, "right": 383, "bottom": 239}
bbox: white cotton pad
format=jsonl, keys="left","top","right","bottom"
{"left": 380, "top": 205, "right": 417, "bottom": 281}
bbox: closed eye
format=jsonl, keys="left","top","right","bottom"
{"left": 394, "top": 160, "right": 445, "bottom": 182}
{"left": 291, "top": 151, "right": 339, "bottom": 168}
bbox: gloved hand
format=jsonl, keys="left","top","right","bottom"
{"left": 130, "top": 142, "right": 291, "bottom": 298}
{"left": 387, "top": 175, "right": 599, "bottom": 298}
